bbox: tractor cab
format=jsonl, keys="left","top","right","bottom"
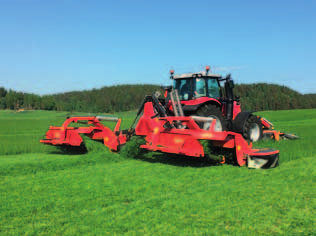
{"left": 166, "top": 67, "right": 241, "bottom": 133}
{"left": 168, "top": 66, "right": 239, "bottom": 120}
{"left": 171, "top": 70, "right": 222, "bottom": 101}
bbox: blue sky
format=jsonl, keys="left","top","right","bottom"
{"left": 0, "top": 0, "right": 315, "bottom": 95}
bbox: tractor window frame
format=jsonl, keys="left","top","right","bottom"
{"left": 206, "top": 77, "right": 221, "bottom": 99}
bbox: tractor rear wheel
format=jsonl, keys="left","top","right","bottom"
{"left": 195, "top": 104, "right": 227, "bottom": 131}
{"left": 243, "top": 115, "right": 263, "bottom": 142}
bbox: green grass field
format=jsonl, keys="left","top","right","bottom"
{"left": 0, "top": 109, "right": 315, "bottom": 235}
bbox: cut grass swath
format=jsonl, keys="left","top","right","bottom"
{"left": 119, "top": 136, "right": 147, "bottom": 159}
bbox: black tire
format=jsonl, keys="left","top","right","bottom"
{"left": 243, "top": 115, "right": 263, "bottom": 142}
{"left": 195, "top": 104, "right": 227, "bottom": 131}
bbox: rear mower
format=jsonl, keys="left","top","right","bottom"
{"left": 164, "top": 66, "right": 299, "bottom": 142}
{"left": 41, "top": 92, "right": 279, "bottom": 169}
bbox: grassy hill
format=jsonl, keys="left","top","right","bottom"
{"left": 0, "top": 109, "right": 315, "bottom": 235}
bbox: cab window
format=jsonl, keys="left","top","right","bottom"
{"left": 174, "top": 79, "right": 192, "bottom": 100}
{"left": 194, "top": 78, "right": 206, "bottom": 98}
{"left": 207, "top": 78, "right": 220, "bottom": 98}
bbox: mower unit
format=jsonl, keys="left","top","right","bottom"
{"left": 41, "top": 92, "right": 279, "bottom": 169}
{"left": 40, "top": 116, "right": 127, "bottom": 151}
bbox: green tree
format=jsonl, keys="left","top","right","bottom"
{"left": 0, "top": 87, "right": 7, "bottom": 98}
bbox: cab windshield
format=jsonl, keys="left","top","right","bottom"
{"left": 174, "top": 77, "right": 220, "bottom": 100}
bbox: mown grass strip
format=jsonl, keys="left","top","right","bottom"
{"left": 0, "top": 156, "right": 314, "bottom": 235}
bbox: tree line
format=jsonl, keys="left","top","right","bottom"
{"left": 234, "top": 83, "right": 316, "bottom": 111}
{"left": 0, "top": 83, "right": 315, "bottom": 113}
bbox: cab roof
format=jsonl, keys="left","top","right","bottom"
{"left": 172, "top": 71, "right": 222, "bottom": 79}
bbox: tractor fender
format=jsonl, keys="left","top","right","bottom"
{"left": 182, "top": 99, "right": 221, "bottom": 114}
{"left": 232, "top": 111, "right": 253, "bottom": 133}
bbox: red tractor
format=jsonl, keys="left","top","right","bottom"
{"left": 164, "top": 66, "right": 298, "bottom": 142}
{"left": 39, "top": 66, "right": 297, "bottom": 169}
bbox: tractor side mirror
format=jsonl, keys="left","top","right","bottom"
{"left": 229, "top": 80, "right": 234, "bottom": 89}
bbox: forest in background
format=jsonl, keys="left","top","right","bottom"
{"left": 0, "top": 83, "right": 315, "bottom": 113}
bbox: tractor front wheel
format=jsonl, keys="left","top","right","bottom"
{"left": 243, "top": 115, "right": 263, "bottom": 142}
{"left": 195, "top": 104, "right": 227, "bottom": 131}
